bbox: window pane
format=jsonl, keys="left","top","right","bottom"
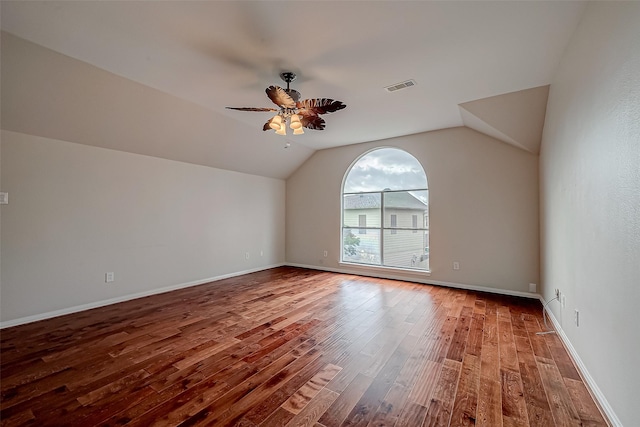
{"left": 382, "top": 229, "right": 429, "bottom": 270}
{"left": 383, "top": 191, "right": 428, "bottom": 228}
{"left": 343, "top": 193, "right": 381, "bottom": 228}
{"left": 342, "top": 228, "right": 380, "bottom": 265}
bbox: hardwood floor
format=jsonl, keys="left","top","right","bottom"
{"left": 1, "top": 267, "right": 608, "bottom": 426}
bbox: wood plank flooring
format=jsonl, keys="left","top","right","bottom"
{"left": 1, "top": 267, "right": 608, "bottom": 426}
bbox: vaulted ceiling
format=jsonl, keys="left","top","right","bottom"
{"left": 1, "top": 1, "right": 586, "bottom": 178}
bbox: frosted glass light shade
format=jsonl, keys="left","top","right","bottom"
{"left": 290, "top": 114, "right": 302, "bottom": 130}
{"left": 269, "top": 115, "right": 282, "bottom": 130}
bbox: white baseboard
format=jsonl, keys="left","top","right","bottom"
{"left": 0, "top": 263, "right": 285, "bottom": 329}
{"left": 286, "top": 262, "right": 540, "bottom": 299}
{"left": 542, "top": 298, "right": 622, "bottom": 427}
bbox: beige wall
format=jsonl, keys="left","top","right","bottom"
{"left": 0, "top": 31, "right": 291, "bottom": 325}
{"left": 0, "top": 131, "right": 285, "bottom": 323}
{"left": 286, "top": 127, "right": 539, "bottom": 292}
{"left": 540, "top": 3, "right": 640, "bottom": 425}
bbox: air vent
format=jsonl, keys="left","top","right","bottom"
{"left": 384, "top": 79, "right": 416, "bottom": 93}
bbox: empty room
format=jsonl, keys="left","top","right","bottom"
{"left": 1, "top": 1, "right": 638, "bottom": 426}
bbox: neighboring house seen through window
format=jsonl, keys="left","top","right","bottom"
{"left": 342, "top": 148, "right": 429, "bottom": 271}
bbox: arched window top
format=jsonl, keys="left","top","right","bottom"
{"left": 343, "top": 147, "right": 428, "bottom": 193}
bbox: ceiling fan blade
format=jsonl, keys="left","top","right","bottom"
{"left": 297, "top": 98, "right": 346, "bottom": 115}
{"left": 263, "top": 119, "right": 273, "bottom": 131}
{"left": 266, "top": 86, "right": 296, "bottom": 109}
{"left": 226, "top": 107, "right": 278, "bottom": 112}
{"left": 286, "top": 89, "right": 301, "bottom": 102}
{"left": 299, "top": 113, "right": 326, "bottom": 130}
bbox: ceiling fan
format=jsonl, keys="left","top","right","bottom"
{"left": 226, "top": 72, "right": 346, "bottom": 136}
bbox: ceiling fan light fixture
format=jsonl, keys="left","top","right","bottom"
{"left": 293, "top": 127, "right": 305, "bottom": 135}
{"left": 290, "top": 114, "right": 302, "bottom": 130}
{"left": 269, "top": 115, "right": 282, "bottom": 130}
{"left": 275, "top": 124, "right": 287, "bottom": 135}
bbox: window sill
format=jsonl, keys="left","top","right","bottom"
{"left": 339, "top": 262, "right": 431, "bottom": 276}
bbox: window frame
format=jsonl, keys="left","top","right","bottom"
{"left": 340, "top": 147, "right": 429, "bottom": 273}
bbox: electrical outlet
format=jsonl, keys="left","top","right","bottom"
{"left": 574, "top": 309, "right": 580, "bottom": 327}
{"left": 245, "top": 252, "right": 250, "bottom": 260}
{"left": 323, "top": 250, "right": 328, "bottom": 258}
{"left": 453, "top": 261, "right": 460, "bottom": 270}
{"left": 260, "top": 250, "right": 264, "bottom": 257}
{"left": 105, "top": 272, "right": 115, "bottom": 283}
{"left": 528, "top": 283, "right": 537, "bottom": 293}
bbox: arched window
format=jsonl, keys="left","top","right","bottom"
{"left": 342, "top": 147, "right": 429, "bottom": 271}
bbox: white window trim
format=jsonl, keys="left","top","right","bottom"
{"left": 340, "top": 147, "right": 429, "bottom": 274}
{"left": 339, "top": 260, "right": 432, "bottom": 276}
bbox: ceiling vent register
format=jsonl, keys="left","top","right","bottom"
{"left": 385, "top": 79, "right": 417, "bottom": 92}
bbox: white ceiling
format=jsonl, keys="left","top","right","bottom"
{"left": 1, "top": 1, "right": 585, "bottom": 159}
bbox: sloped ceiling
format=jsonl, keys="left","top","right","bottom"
{"left": 0, "top": 1, "right": 586, "bottom": 178}
{"left": 1, "top": 32, "right": 314, "bottom": 180}
{"left": 459, "top": 85, "right": 550, "bottom": 154}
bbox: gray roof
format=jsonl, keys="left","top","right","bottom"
{"left": 344, "top": 192, "right": 427, "bottom": 210}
